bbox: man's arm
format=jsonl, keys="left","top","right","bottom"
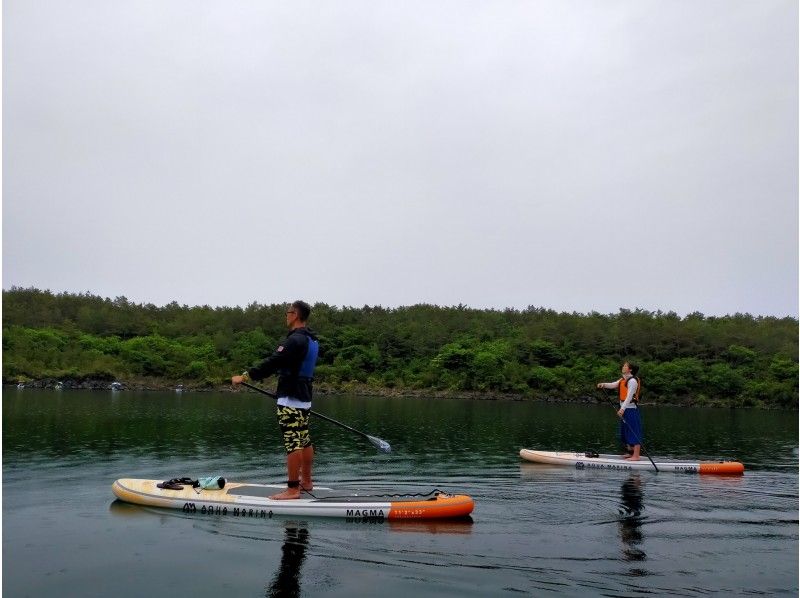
{"left": 247, "top": 334, "right": 306, "bottom": 381}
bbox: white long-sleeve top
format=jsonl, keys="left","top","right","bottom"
{"left": 598, "top": 376, "right": 638, "bottom": 410}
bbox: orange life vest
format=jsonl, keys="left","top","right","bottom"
{"left": 619, "top": 376, "right": 641, "bottom": 404}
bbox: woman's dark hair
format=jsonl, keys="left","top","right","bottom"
{"left": 292, "top": 300, "right": 311, "bottom": 321}
{"left": 625, "top": 361, "right": 640, "bottom": 377}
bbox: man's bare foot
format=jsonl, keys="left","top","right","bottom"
{"left": 270, "top": 488, "right": 301, "bottom": 500}
{"left": 300, "top": 481, "right": 313, "bottom": 492}
{"left": 624, "top": 456, "right": 641, "bottom": 461}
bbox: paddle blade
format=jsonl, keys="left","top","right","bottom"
{"left": 368, "top": 435, "right": 392, "bottom": 453}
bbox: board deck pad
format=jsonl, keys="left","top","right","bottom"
{"left": 227, "top": 485, "right": 335, "bottom": 498}
{"left": 228, "top": 486, "right": 423, "bottom": 503}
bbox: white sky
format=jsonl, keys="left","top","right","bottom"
{"left": 3, "top": 1, "right": 798, "bottom": 316}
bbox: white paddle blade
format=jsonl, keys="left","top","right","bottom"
{"left": 368, "top": 435, "right": 392, "bottom": 453}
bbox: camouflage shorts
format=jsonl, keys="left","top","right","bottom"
{"left": 276, "top": 405, "right": 311, "bottom": 453}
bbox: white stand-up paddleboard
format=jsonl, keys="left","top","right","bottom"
{"left": 520, "top": 449, "right": 744, "bottom": 474}
{"left": 112, "top": 479, "right": 474, "bottom": 520}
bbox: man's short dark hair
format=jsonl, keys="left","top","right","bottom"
{"left": 292, "top": 300, "right": 311, "bottom": 321}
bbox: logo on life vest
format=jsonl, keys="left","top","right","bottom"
{"left": 277, "top": 346, "right": 284, "bottom": 352}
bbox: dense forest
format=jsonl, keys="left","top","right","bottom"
{"left": 2, "top": 287, "right": 797, "bottom": 408}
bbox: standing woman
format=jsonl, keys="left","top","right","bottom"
{"left": 597, "top": 361, "right": 642, "bottom": 461}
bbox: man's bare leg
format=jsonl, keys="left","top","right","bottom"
{"left": 300, "top": 444, "right": 314, "bottom": 491}
{"left": 271, "top": 449, "right": 302, "bottom": 499}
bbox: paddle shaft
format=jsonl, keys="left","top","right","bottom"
{"left": 603, "top": 393, "right": 659, "bottom": 473}
{"left": 239, "top": 381, "right": 391, "bottom": 451}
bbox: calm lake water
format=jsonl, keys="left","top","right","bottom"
{"left": 3, "top": 389, "right": 798, "bottom": 597}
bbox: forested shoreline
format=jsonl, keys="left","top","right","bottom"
{"left": 2, "top": 287, "right": 797, "bottom": 408}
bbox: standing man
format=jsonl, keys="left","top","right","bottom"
{"left": 232, "top": 300, "right": 319, "bottom": 499}
{"left": 597, "top": 361, "right": 642, "bottom": 461}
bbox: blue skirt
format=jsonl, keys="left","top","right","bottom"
{"left": 618, "top": 408, "right": 643, "bottom": 446}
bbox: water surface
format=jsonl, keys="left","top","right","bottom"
{"left": 3, "top": 389, "right": 797, "bottom": 596}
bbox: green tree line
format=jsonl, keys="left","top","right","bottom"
{"left": 3, "top": 287, "right": 797, "bottom": 408}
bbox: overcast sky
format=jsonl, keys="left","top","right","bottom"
{"left": 3, "top": 1, "right": 798, "bottom": 317}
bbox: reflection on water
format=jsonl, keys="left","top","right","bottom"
{"left": 619, "top": 475, "right": 646, "bottom": 566}
{"left": 266, "top": 523, "right": 309, "bottom": 598}
{"left": 388, "top": 517, "right": 473, "bottom": 535}
{"left": 109, "top": 499, "right": 148, "bottom": 518}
